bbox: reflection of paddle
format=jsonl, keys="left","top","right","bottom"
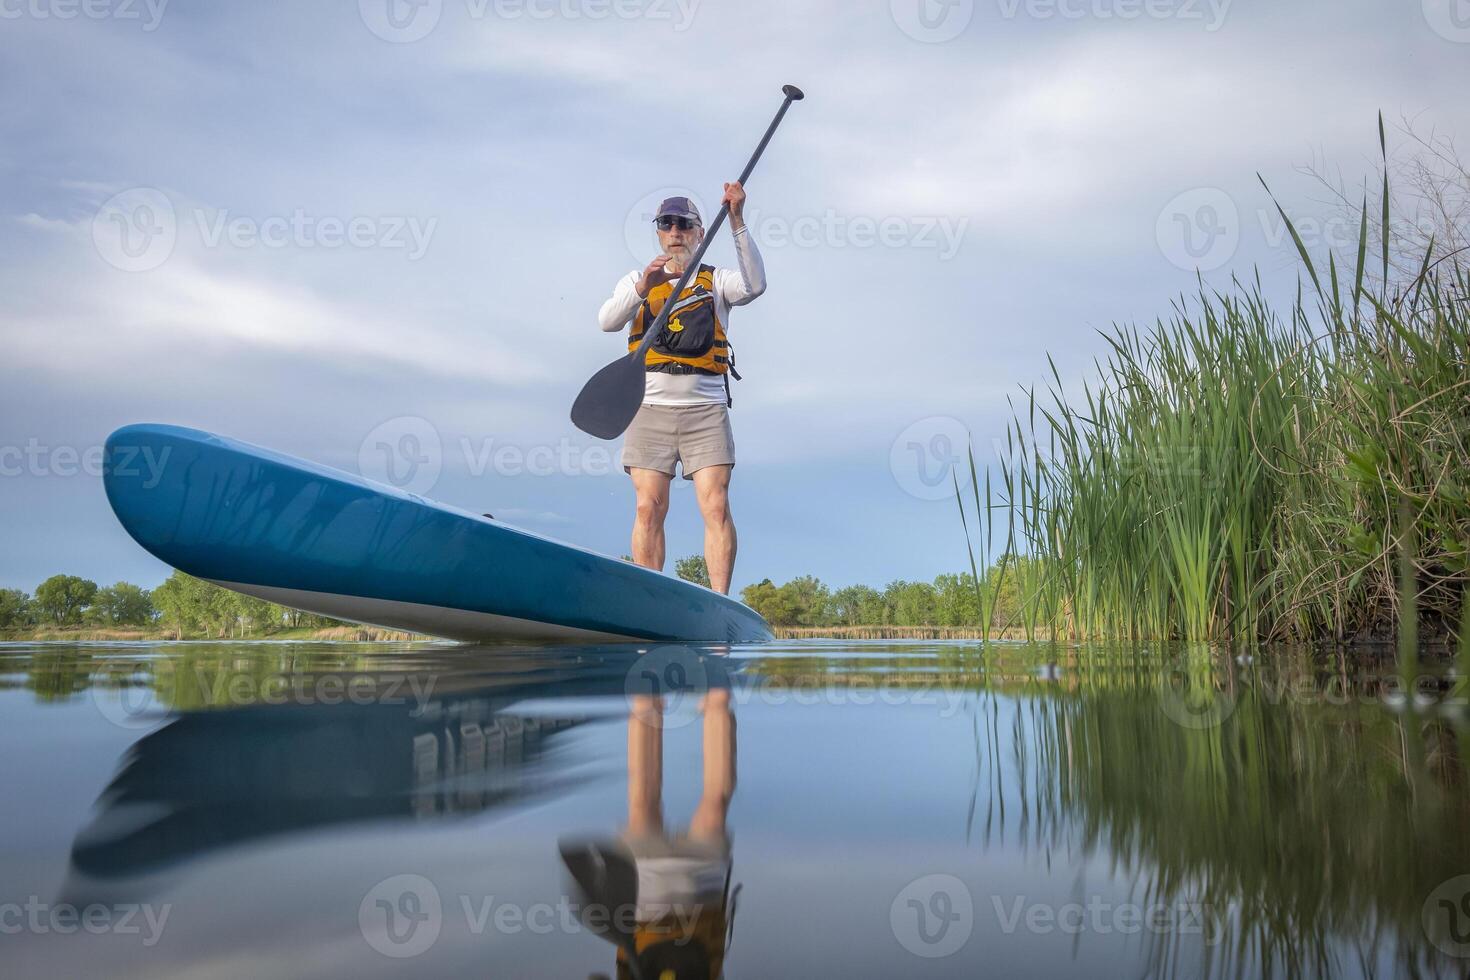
{"left": 559, "top": 838, "right": 644, "bottom": 977}
{"left": 571, "top": 85, "right": 805, "bottom": 440}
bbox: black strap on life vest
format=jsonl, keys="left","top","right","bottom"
{"left": 724, "top": 342, "right": 742, "bottom": 408}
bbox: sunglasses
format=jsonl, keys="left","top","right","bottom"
{"left": 655, "top": 216, "right": 698, "bottom": 231}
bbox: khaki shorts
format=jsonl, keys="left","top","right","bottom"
{"left": 623, "top": 403, "right": 735, "bottom": 480}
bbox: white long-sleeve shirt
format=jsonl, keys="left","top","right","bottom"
{"left": 598, "top": 226, "right": 766, "bottom": 406}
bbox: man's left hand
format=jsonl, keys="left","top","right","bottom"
{"left": 723, "top": 181, "right": 746, "bottom": 223}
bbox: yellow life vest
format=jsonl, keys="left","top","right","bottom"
{"left": 629, "top": 264, "right": 736, "bottom": 379}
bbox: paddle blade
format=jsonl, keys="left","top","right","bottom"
{"left": 558, "top": 838, "right": 640, "bottom": 945}
{"left": 572, "top": 353, "right": 647, "bottom": 440}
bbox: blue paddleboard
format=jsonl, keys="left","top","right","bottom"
{"left": 102, "top": 424, "right": 773, "bottom": 643}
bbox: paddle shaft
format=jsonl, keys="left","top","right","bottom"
{"left": 631, "top": 88, "right": 801, "bottom": 360}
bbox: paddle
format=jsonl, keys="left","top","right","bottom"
{"left": 571, "top": 84, "right": 805, "bottom": 440}
{"left": 558, "top": 838, "right": 646, "bottom": 977}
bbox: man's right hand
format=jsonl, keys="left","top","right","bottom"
{"left": 635, "top": 255, "right": 677, "bottom": 298}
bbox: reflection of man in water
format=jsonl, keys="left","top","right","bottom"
{"left": 617, "top": 688, "right": 736, "bottom": 979}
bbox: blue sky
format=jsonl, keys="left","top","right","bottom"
{"left": 1, "top": 0, "right": 1467, "bottom": 596}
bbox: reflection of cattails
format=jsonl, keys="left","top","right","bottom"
{"left": 967, "top": 654, "right": 1470, "bottom": 979}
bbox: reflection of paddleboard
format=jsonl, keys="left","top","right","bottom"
{"left": 103, "top": 424, "right": 773, "bottom": 643}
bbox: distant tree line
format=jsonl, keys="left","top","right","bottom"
{"left": 0, "top": 572, "right": 346, "bottom": 637}
{"left": 671, "top": 556, "right": 1043, "bottom": 628}
{"left": 3, "top": 559, "right": 1042, "bottom": 635}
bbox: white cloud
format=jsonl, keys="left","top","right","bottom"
{"left": 1, "top": 209, "right": 552, "bottom": 387}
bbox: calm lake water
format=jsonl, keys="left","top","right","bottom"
{"left": 2, "top": 640, "right": 1468, "bottom": 979}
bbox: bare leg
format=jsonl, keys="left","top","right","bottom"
{"left": 626, "top": 695, "right": 664, "bottom": 838}
{"left": 629, "top": 467, "right": 672, "bottom": 572}
{"left": 689, "top": 688, "right": 735, "bottom": 842}
{"left": 692, "top": 464, "right": 735, "bottom": 595}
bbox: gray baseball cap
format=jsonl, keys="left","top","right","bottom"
{"left": 654, "top": 196, "right": 702, "bottom": 225}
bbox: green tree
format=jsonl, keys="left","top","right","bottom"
{"left": 0, "top": 589, "right": 32, "bottom": 628}
{"left": 33, "top": 575, "right": 98, "bottom": 625}
{"left": 193, "top": 578, "right": 240, "bottom": 638}
{"left": 674, "top": 555, "right": 712, "bottom": 589}
{"left": 92, "top": 582, "right": 155, "bottom": 626}
{"left": 829, "top": 585, "right": 879, "bottom": 626}
{"left": 741, "top": 578, "right": 793, "bottom": 624}
{"left": 775, "top": 576, "right": 833, "bottom": 627}
{"left": 982, "top": 556, "right": 1035, "bottom": 630}
{"left": 884, "top": 580, "right": 938, "bottom": 626}
{"left": 152, "top": 571, "right": 201, "bottom": 637}
{"left": 233, "top": 594, "right": 278, "bottom": 635}
{"left": 933, "top": 573, "right": 980, "bottom": 626}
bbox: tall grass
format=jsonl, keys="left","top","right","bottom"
{"left": 963, "top": 121, "right": 1470, "bottom": 644}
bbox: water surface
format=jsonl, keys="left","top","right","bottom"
{"left": 1, "top": 640, "right": 1467, "bottom": 978}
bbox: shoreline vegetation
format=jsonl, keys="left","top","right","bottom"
{"left": 0, "top": 563, "right": 1049, "bottom": 643}
{"left": 950, "top": 120, "right": 1469, "bottom": 649}
{"left": 0, "top": 572, "right": 409, "bottom": 643}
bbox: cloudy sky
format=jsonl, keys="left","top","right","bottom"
{"left": 1, "top": 0, "right": 1466, "bottom": 597}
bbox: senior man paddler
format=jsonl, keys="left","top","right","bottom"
{"left": 597, "top": 185, "right": 766, "bottom": 595}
